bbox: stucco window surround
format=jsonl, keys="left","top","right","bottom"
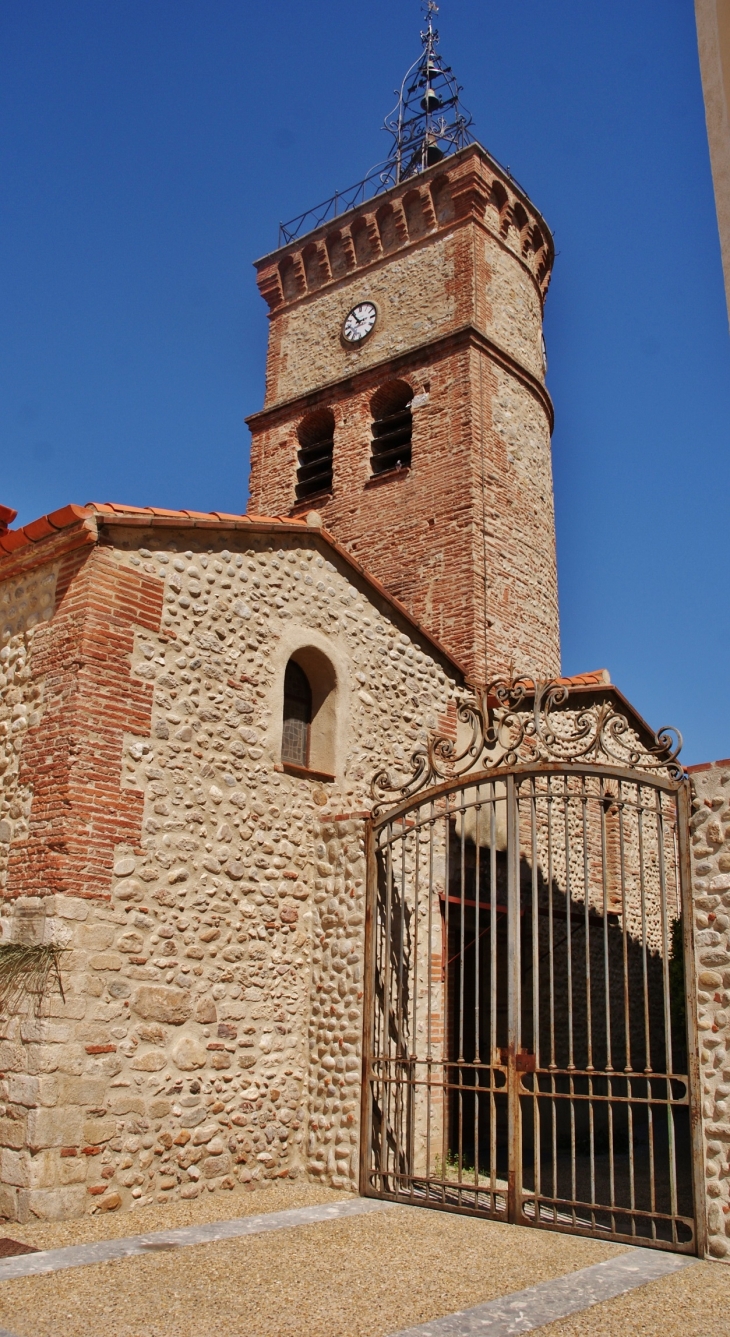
{"left": 272, "top": 627, "right": 347, "bottom": 782}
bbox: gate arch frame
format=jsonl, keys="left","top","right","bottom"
{"left": 360, "top": 745, "right": 706, "bottom": 1256}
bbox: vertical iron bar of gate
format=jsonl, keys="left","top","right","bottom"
{"left": 427, "top": 801, "right": 435, "bottom": 1193}
{"left": 548, "top": 777, "right": 558, "bottom": 1222}
{"left": 581, "top": 775, "right": 596, "bottom": 1230}
{"left": 656, "top": 789, "right": 679, "bottom": 1246}
{"left": 563, "top": 780, "right": 576, "bottom": 1228}
{"left": 383, "top": 827, "right": 394, "bottom": 1188}
{"left": 638, "top": 785, "right": 657, "bottom": 1239}
{"left": 531, "top": 777, "right": 541, "bottom": 1217}
{"left": 410, "top": 814, "right": 420, "bottom": 1202}
{"left": 397, "top": 818, "right": 407, "bottom": 1193}
{"left": 618, "top": 781, "right": 636, "bottom": 1236}
{"left": 599, "top": 781, "right": 616, "bottom": 1234}
{"left": 458, "top": 791, "right": 467, "bottom": 1188}
{"left": 470, "top": 780, "right": 475, "bottom": 1203}
{"left": 360, "top": 819, "right": 378, "bottom": 1197}
{"left": 443, "top": 804, "right": 451, "bottom": 1201}
{"left": 676, "top": 780, "right": 707, "bottom": 1258}
{"left": 506, "top": 773, "right": 522, "bottom": 1223}
{"left": 490, "top": 788, "right": 498, "bottom": 1204}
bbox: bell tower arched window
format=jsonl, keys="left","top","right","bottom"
{"left": 370, "top": 381, "right": 413, "bottom": 475}
{"left": 281, "top": 660, "right": 312, "bottom": 767}
{"left": 295, "top": 408, "right": 334, "bottom": 503}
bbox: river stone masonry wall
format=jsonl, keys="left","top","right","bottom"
{"left": 0, "top": 563, "right": 60, "bottom": 891}
{"left": 689, "top": 758, "right": 730, "bottom": 1259}
{"left": 0, "top": 514, "right": 461, "bottom": 1222}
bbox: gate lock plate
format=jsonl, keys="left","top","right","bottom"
{"left": 515, "top": 1050, "right": 536, "bottom": 1072}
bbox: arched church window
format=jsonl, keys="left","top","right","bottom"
{"left": 370, "top": 381, "right": 413, "bottom": 475}
{"left": 279, "top": 647, "right": 338, "bottom": 780}
{"left": 281, "top": 660, "right": 312, "bottom": 767}
{"left": 295, "top": 408, "right": 334, "bottom": 503}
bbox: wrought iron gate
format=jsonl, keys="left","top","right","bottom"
{"left": 361, "top": 683, "right": 703, "bottom": 1254}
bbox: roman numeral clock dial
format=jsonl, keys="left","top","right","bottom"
{"left": 342, "top": 301, "right": 377, "bottom": 344}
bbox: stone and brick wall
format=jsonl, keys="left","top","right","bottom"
{"left": 688, "top": 758, "right": 730, "bottom": 1258}
{"left": 253, "top": 143, "right": 553, "bottom": 404}
{"left": 0, "top": 509, "right": 462, "bottom": 1222}
{"left": 248, "top": 350, "right": 558, "bottom": 686}
{"left": 248, "top": 142, "right": 560, "bottom": 686}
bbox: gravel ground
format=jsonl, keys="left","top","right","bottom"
{"left": 538, "top": 1256, "right": 730, "bottom": 1336}
{"left": 0, "top": 1180, "right": 345, "bottom": 1252}
{"left": 0, "top": 1197, "right": 627, "bottom": 1337}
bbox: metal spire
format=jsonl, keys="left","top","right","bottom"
{"left": 278, "top": 1, "right": 474, "bottom": 244}
{"left": 383, "top": 1, "right": 473, "bottom": 184}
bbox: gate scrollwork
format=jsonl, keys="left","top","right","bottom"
{"left": 371, "top": 675, "right": 684, "bottom": 815}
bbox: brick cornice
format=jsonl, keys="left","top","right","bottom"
{"left": 245, "top": 322, "right": 554, "bottom": 434}
{"left": 0, "top": 516, "right": 97, "bottom": 583}
{"left": 258, "top": 204, "right": 551, "bottom": 319}
{"left": 254, "top": 143, "right": 554, "bottom": 322}
{"left": 255, "top": 141, "right": 554, "bottom": 269}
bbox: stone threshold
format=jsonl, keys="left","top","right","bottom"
{"left": 388, "top": 1246, "right": 697, "bottom": 1336}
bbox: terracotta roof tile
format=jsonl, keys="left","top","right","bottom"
{"left": 94, "top": 502, "right": 149, "bottom": 516}
{"left": 0, "top": 499, "right": 611, "bottom": 693}
{"left": 47, "top": 504, "right": 89, "bottom": 530}
{"left": 0, "top": 528, "right": 31, "bottom": 554}
{"left": 557, "top": 669, "right": 611, "bottom": 687}
{"left": 22, "top": 515, "right": 58, "bottom": 543}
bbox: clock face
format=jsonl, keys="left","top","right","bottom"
{"left": 342, "top": 302, "right": 377, "bottom": 344}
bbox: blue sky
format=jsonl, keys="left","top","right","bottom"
{"left": 0, "top": 1, "right": 728, "bottom": 764}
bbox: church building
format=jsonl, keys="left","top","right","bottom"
{"left": 0, "top": 7, "right": 727, "bottom": 1264}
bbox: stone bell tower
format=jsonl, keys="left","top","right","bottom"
{"left": 246, "top": 10, "right": 560, "bottom": 685}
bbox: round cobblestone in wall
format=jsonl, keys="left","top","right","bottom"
{"left": 0, "top": 529, "right": 461, "bottom": 1220}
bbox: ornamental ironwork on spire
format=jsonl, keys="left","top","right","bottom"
{"left": 279, "top": 2, "right": 474, "bottom": 245}
{"left": 383, "top": 1, "right": 473, "bottom": 184}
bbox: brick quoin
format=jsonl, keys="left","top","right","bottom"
{"left": 247, "top": 143, "right": 560, "bottom": 686}
{"left": 5, "top": 547, "right": 163, "bottom": 902}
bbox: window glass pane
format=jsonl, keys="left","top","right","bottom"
{"left": 282, "top": 661, "right": 312, "bottom": 766}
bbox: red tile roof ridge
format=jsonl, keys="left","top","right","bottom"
{"left": 0, "top": 503, "right": 93, "bottom": 556}
{"left": 488, "top": 670, "right": 611, "bottom": 692}
{"left": 88, "top": 503, "right": 310, "bottom": 527}
{"left": 0, "top": 502, "right": 468, "bottom": 679}
{"left": 559, "top": 669, "right": 611, "bottom": 686}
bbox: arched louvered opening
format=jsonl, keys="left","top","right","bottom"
{"left": 295, "top": 408, "right": 334, "bottom": 503}
{"left": 512, "top": 202, "right": 529, "bottom": 238}
{"left": 281, "top": 660, "right": 312, "bottom": 767}
{"left": 370, "top": 381, "right": 413, "bottom": 476}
